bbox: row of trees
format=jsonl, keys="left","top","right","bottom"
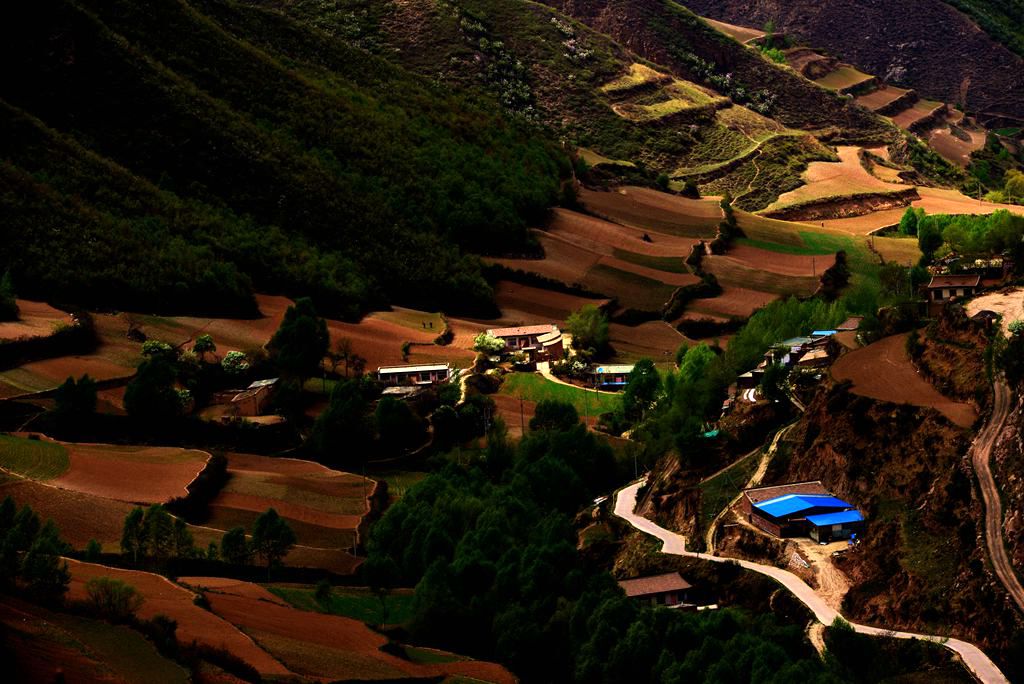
{"left": 120, "top": 505, "right": 296, "bottom": 573}
{"left": 0, "top": 497, "right": 70, "bottom": 603}
{"left": 900, "top": 207, "right": 1024, "bottom": 263}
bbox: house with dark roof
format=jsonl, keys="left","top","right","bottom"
{"left": 927, "top": 274, "right": 980, "bottom": 303}
{"left": 617, "top": 572, "right": 692, "bottom": 607}
{"left": 742, "top": 481, "right": 864, "bottom": 542}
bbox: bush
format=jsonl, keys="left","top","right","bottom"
{"left": 86, "top": 577, "right": 144, "bottom": 621}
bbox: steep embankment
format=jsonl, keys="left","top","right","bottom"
{"left": 774, "top": 382, "right": 1024, "bottom": 678}
{"left": 684, "top": 0, "right": 1024, "bottom": 124}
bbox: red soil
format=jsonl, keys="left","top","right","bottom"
{"left": 53, "top": 443, "right": 210, "bottom": 505}
{"left": 597, "top": 255, "right": 699, "bottom": 286}
{"left": 686, "top": 286, "right": 779, "bottom": 318}
{"left": 66, "top": 560, "right": 291, "bottom": 677}
{"left": 493, "top": 232, "right": 601, "bottom": 284}
{"left": 210, "top": 492, "right": 360, "bottom": 530}
{"left": 490, "top": 280, "right": 609, "bottom": 322}
{"left": 492, "top": 393, "right": 538, "bottom": 438}
{"left": 0, "top": 300, "right": 71, "bottom": 341}
{"left": 830, "top": 333, "right": 976, "bottom": 428}
{"left": 609, "top": 321, "right": 688, "bottom": 361}
{"left": 547, "top": 208, "right": 699, "bottom": 257}
{"left": 725, "top": 244, "right": 835, "bottom": 277}
{"left": 0, "top": 476, "right": 134, "bottom": 548}
{"left": 578, "top": 186, "right": 722, "bottom": 236}
{"left": 327, "top": 314, "right": 474, "bottom": 372}
{"left": 200, "top": 582, "right": 515, "bottom": 683}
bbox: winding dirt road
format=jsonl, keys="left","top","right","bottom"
{"left": 973, "top": 380, "right": 1024, "bottom": 613}
{"left": 615, "top": 481, "right": 1009, "bottom": 684}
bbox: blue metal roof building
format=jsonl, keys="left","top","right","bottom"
{"left": 806, "top": 510, "right": 864, "bottom": 526}
{"left": 747, "top": 489, "right": 865, "bottom": 543}
{"left": 753, "top": 494, "right": 855, "bottom": 518}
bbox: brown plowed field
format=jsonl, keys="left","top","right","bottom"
{"left": 548, "top": 208, "right": 699, "bottom": 256}
{"left": 0, "top": 474, "right": 134, "bottom": 548}
{"left": 488, "top": 280, "right": 609, "bottom": 324}
{"left": 200, "top": 581, "right": 516, "bottom": 683}
{"left": 66, "top": 560, "right": 292, "bottom": 677}
{"left": 203, "top": 453, "right": 371, "bottom": 553}
{"left": 724, "top": 244, "right": 834, "bottom": 277}
{"left": 578, "top": 186, "right": 722, "bottom": 237}
{"left": 928, "top": 126, "right": 986, "bottom": 168}
{"left": 609, "top": 321, "right": 689, "bottom": 361}
{"left": 597, "top": 255, "right": 700, "bottom": 286}
{"left": 686, "top": 286, "right": 779, "bottom": 318}
{"left": 0, "top": 300, "right": 71, "bottom": 341}
{"left": 53, "top": 443, "right": 210, "bottom": 505}
{"left": 830, "top": 333, "right": 976, "bottom": 428}
{"left": 891, "top": 99, "right": 943, "bottom": 130}
{"left": 327, "top": 313, "right": 475, "bottom": 371}
{"left": 492, "top": 393, "right": 538, "bottom": 438}
{"left": 492, "top": 233, "right": 600, "bottom": 285}
{"left": 700, "top": 16, "right": 764, "bottom": 43}
{"left": 854, "top": 86, "right": 911, "bottom": 112}
{"left": 703, "top": 256, "right": 821, "bottom": 296}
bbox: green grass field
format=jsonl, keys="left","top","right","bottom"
{"left": 0, "top": 434, "right": 69, "bottom": 480}
{"left": 58, "top": 613, "right": 190, "bottom": 684}
{"left": 373, "top": 470, "right": 428, "bottom": 499}
{"left": 734, "top": 237, "right": 834, "bottom": 256}
{"left": 268, "top": 585, "right": 416, "bottom": 626}
{"left": 699, "top": 451, "right": 760, "bottom": 532}
{"left": 500, "top": 373, "right": 621, "bottom": 415}
{"left": 403, "top": 645, "right": 467, "bottom": 664}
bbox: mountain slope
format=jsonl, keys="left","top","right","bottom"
{"left": 0, "top": 0, "right": 566, "bottom": 317}
{"left": 683, "top": 0, "right": 1024, "bottom": 124}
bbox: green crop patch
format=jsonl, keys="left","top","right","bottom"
{"left": 0, "top": 435, "right": 70, "bottom": 480}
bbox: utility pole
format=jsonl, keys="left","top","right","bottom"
{"left": 812, "top": 255, "right": 816, "bottom": 276}
{"left": 519, "top": 393, "right": 525, "bottom": 435}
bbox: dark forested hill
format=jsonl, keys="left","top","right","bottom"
{"left": 0, "top": 0, "right": 567, "bottom": 317}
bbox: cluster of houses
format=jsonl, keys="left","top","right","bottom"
{"left": 375, "top": 322, "right": 642, "bottom": 391}
{"left": 732, "top": 316, "right": 863, "bottom": 403}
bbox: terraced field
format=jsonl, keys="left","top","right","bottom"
{"left": 854, "top": 85, "right": 914, "bottom": 112}
{"left": 700, "top": 16, "right": 765, "bottom": 44}
{"left": 891, "top": 99, "right": 945, "bottom": 131}
{"left": 603, "top": 64, "right": 729, "bottom": 123}
{"left": 814, "top": 65, "right": 876, "bottom": 94}
{"left": 0, "top": 300, "right": 71, "bottom": 341}
{"left": 763, "top": 146, "right": 914, "bottom": 218}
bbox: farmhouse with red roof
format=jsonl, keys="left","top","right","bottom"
{"left": 485, "top": 323, "right": 564, "bottom": 361}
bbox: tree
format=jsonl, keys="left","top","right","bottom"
{"left": 473, "top": 332, "right": 505, "bottom": 354}
{"left": 310, "top": 380, "right": 374, "bottom": 464}
{"left": 898, "top": 207, "right": 923, "bottom": 236}
{"left": 1005, "top": 169, "right": 1024, "bottom": 203}
{"left": 759, "top": 363, "right": 789, "bottom": 401}
{"left": 86, "top": 577, "right": 144, "bottom": 621}
{"left": 173, "top": 518, "right": 194, "bottom": 558}
{"left": 363, "top": 554, "right": 401, "bottom": 627}
{"left": 251, "top": 509, "right": 296, "bottom": 575}
{"left": 21, "top": 521, "right": 70, "bottom": 602}
{"left": 221, "top": 350, "right": 250, "bottom": 375}
{"left": 124, "top": 356, "right": 180, "bottom": 421}
{"left": 267, "top": 297, "right": 329, "bottom": 379}
{"left": 375, "top": 397, "right": 425, "bottom": 452}
{"left": 567, "top": 305, "right": 609, "bottom": 352}
{"left": 529, "top": 400, "right": 579, "bottom": 432}
{"left": 0, "top": 270, "right": 18, "bottom": 321}
{"left": 193, "top": 334, "right": 216, "bottom": 361}
{"left": 918, "top": 217, "right": 944, "bottom": 260}
{"left": 84, "top": 539, "right": 102, "bottom": 561}
{"left": 142, "top": 505, "right": 175, "bottom": 561}
{"left": 220, "top": 527, "right": 250, "bottom": 565}
{"left": 121, "top": 507, "right": 145, "bottom": 564}
{"left": 622, "top": 359, "right": 660, "bottom": 422}
{"left": 53, "top": 374, "right": 97, "bottom": 425}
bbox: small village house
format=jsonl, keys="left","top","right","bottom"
{"left": 836, "top": 316, "right": 863, "bottom": 332}
{"left": 926, "top": 274, "right": 980, "bottom": 304}
{"left": 377, "top": 363, "right": 452, "bottom": 386}
{"left": 589, "top": 363, "right": 634, "bottom": 388}
{"left": 742, "top": 481, "right": 864, "bottom": 542}
{"left": 618, "top": 572, "right": 693, "bottom": 608}
{"left": 229, "top": 378, "right": 278, "bottom": 416}
{"left": 485, "top": 324, "right": 564, "bottom": 361}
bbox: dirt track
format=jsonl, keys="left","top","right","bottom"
{"left": 972, "top": 381, "right": 1024, "bottom": 614}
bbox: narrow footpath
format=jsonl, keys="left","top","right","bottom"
{"left": 614, "top": 481, "right": 1009, "bottom": 684}
{"left": 973, "top": 380, "right": 1024, "bottom": 613}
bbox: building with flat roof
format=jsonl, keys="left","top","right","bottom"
{"left": 377, "top": 363, "right": 452, "bottom": 386}
{"left": 590, "top": 364, "right": 634, "bottom": 388}
{"left": 617, "top": 572, "right": 692, "bottom": 607}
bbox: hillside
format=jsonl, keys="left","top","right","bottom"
{"left": 684, "top": 0, "right": 1024, "bottom": 125}
{"left": 0, "top": 0, "right": 566, "bottom": 318}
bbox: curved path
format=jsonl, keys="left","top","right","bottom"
{"left": 973, "top": 380, "right": 1024, "bottom": 613}
{"left": 615, "top": 481, "right": 1009, "bottom": 684}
